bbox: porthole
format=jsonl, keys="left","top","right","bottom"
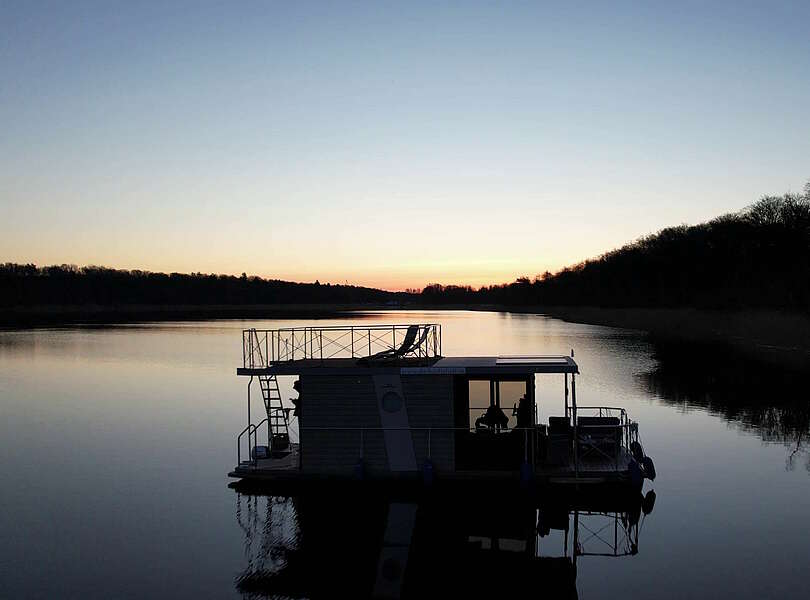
{"left": 381, "top": 391, "right": 403, "bottom": 413}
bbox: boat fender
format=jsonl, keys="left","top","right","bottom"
{"left": 422, "top": 459, "right": 435, "bottom": 487}
{"left": 641, "top": 456, "right": 656, "bottom": 481}
{"left": 630, "top": 441, "right": 644, "bottom": 462}
{"left": 642, "top": 489, "right": 657, "bottom": 515}
{"left": 354, "top": 459, "right": 365, "bottom": 481}
{"left": 628, "top": 458, "right": 643, "bottom": 488}
{"left": 519, "top": 460, "right": 534, "bottom": 489}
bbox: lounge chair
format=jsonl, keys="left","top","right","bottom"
{"left": 360, "top": 325, "right": 429, "bottom": 363}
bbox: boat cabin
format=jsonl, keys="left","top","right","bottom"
{"left": 230, "top": 324, "right": 653, "bottom": 487}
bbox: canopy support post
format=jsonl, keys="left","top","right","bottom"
{"left": 564, "top": 373, "right": 569, "bottom": 418}
{"left": 247, "top": 375, "right": 253, "bottom": 429}
{"left": 572, "top": 372, "right": 578, "bottom": 482}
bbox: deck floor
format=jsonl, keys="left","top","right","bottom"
{"left": 231, "top": 447, "right": 632, "bottom": 483}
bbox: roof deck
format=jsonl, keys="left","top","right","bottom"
{"left": 238, "top": 324, "right": 578, "bottom": 376}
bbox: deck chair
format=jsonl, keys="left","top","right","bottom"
{"left": 360, "top": 325, "right": 425, "bottom": 363}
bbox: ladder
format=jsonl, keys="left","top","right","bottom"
{"left": 247, "top": 329, "right": 290, "bottom": 454}
{"left": 259, "top": 374, "right": 290, "bottom": 454}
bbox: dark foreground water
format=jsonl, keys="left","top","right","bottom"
{"left": 1, "top": 310, "right": 809, "bottom": 598}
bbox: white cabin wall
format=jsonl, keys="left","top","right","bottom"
{"left": 401, "top": 375, "right": 454, "bottom": 472}
{"left": 299, "top": 374, "right": 455, "bottom": 475}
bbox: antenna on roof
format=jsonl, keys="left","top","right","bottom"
{"left": 571, "top": 349, "right": 575, "bottom": 357}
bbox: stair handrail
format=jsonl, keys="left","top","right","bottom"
{"left": 251, "top": 417, "right": 269, "bottom": 464}
{"left": 237, "top": 423, "right": 257, "bottom": 466}
{"left": 237, "top": 417, "right": 273, "bottom": 466}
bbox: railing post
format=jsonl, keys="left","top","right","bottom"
{"left": 319, "top": 331, "right": 323, "bottom": 363}
{"left": 368, "top": 329, "right": 371, "bottom": 357}
{"left": 427, "top": 428, "right": 432, "bottom": 459}
{"left": 359, "top": 428, "right": 364, "bottom": 460}
{"left": 351, "top": 327, "right": 355, "bottom": 358}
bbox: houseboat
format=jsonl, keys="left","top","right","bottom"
{"left": 229, "top": 323, "right": 655, "bottom": 489}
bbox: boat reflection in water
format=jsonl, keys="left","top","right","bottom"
{"left": 231, "top": 484, "right": 656, "bottom": 599}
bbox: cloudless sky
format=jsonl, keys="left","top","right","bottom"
{"left": 2, "top": 1, "right": 809, "bottom": 289}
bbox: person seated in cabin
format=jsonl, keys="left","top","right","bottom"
{"left": 513, "top": 394, "right": 532, "bottom": 428}
{"left": 475, "top": 403, "right": 509, "bottom": 431}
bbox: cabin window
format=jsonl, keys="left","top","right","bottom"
{"left": 467, "top": 379, "right": 528, "bottom": 430}
{"left": 455, "top": 376, "right": 535, "bottom": 471}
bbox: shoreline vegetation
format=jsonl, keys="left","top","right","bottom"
{"left": 3, "top": 187, "right": 808, "bottom": 367}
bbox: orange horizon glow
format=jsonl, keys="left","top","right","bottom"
{"left": 0, "top": 255, "right": 566, "bottom": 292}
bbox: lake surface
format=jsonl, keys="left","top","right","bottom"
{"left": 1, "top": 310, "right": 808, "bottom": 598}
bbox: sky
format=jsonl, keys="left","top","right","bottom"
{"left": 1, "top": 1, "right": 809, "bottom": 290}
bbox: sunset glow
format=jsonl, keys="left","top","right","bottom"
{"left": 2, "top": 2, "right": 809, "bottom": 290}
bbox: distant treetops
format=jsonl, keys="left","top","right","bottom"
{"left": 4, "top": 183, "right": 808, "bottom": 312}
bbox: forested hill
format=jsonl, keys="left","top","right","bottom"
{"left": 0, "top": 265, "right": 402, "bottom": 307}
{"left": 420, "top": 186, "right": 810, "bottom": 311}
{"left": 4, "top": 186, "right": 809, "bottom": 314}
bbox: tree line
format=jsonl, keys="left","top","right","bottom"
{"left": 0, "top": 264, "right": 403, "bottom": 307}
{"left": 3, "top": 184, "right": 808, "bottom": 312}
{"left": 419, "top": 185, "right": 810, "bottom": 311}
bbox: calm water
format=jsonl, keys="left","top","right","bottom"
{"left": 1, "top": 310, "right": 809, "bottom": 598}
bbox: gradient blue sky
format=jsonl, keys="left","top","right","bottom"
{"left": 2, "top": 1, "right": 809, "bottom": 289}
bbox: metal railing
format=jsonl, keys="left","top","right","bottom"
{"left": 241, "top": 324, "right": 441, "bottom": 368}
{"left": 237, "top": 418, "right": 268, "bottom": 466}
{"left": 567, "top": 406, "right": 638, "bottom": 469}
{"left": 235, "top": 412, "right": 639, "bottom": 474}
